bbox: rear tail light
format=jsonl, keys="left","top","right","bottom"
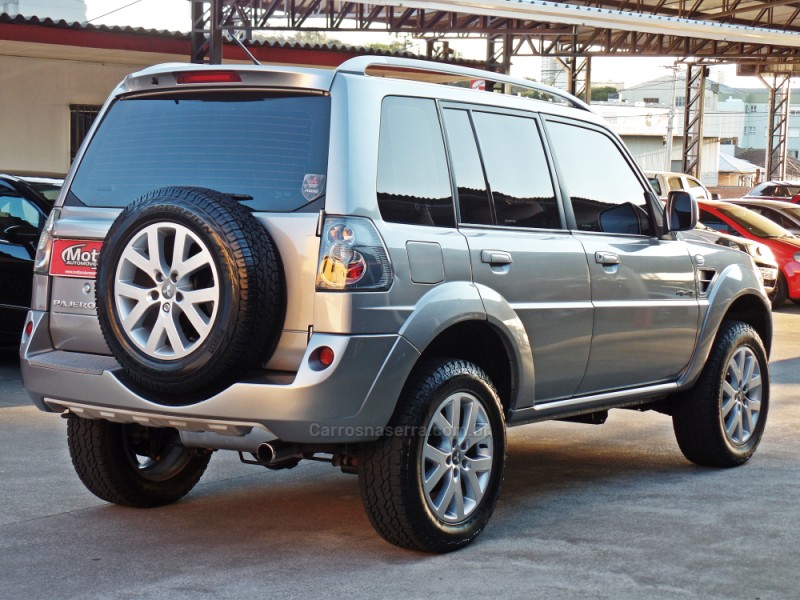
{"left": 33, "top": 208, "right": 60, "bottom": 275}
{"left": 315, "top": 217, "right": 392, "bottom": 291}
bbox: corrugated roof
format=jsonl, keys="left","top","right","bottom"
{"left": 719, "top": 153, "right": 761, "bottom": 173}
{"left": 0, "top": 12, "right": 451, "bottom": 61}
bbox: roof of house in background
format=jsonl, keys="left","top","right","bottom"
{"left": 736, "top": 148, "right": 800, "bottom": 178}
{"left": 719, "top": 153, "right": 763, "bottom": 173}
{"left": 0, "top": 12, "right": 465, "bottom": 67}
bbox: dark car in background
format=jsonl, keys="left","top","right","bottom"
{"left": 698, "top": 199, "right": 800, "bottom": 307}
{"left": 0, "top": 174, "right": 62, "bottom": 345}
{"left": 743, "top": 180, "right": 800, "bottom": 204}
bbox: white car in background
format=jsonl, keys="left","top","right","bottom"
{"left": 681, "top": 223, "right": 779, "bottom": 295}
{"left": 645, "top": 170, "right": 719, "bottom": 202}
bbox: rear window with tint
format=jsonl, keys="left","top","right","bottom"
{"left": 68, "top": 93, "right": 330, "bottom": 212}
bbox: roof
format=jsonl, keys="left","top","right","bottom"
{"left": 0, "top": 12, "right": 468, "bottom": 67}
{"left": 736, "top": 148, "right": 800, "bottom": 178}
{"left": 719, "top": 153, "right": 762, "bottom": 174}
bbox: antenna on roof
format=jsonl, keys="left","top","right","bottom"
{"left": 226, "top": 32, "right": 261, "bottom": 66}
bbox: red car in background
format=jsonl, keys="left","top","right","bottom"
{"left": 743, "top": 180, "right": 800, "bottom": 204}
{"left": 698, "top": 199, "right": 800, "bottom": 307}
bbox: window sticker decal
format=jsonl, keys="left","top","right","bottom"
{"left": 302, "top": 174, "right": 326, "bottom": 202}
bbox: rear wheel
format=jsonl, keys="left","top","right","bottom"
{"left": 359, "top": 359, "right": 506, "bottom": 553}
{"left": 67, "top": 416, "right": 211, "bottom": 507}
{"left": 672, "top": 321, "right": 769, "bottom": 468}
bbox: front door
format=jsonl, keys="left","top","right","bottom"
{"left": 544, "top": 118, "right": 699, "bottom": 395}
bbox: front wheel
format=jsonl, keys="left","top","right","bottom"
{"left": 359, "top": 359, "right": 506, "bottom": 553}
{"left": 67, "top": 416, "right": 211, "bottom": 507}
{"left": 672, "top": 321, "right": 769, "bottom": 468}
{"left": 769, "top": 272, "right": 787, "bottom": 309}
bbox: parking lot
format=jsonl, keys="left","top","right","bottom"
{"left": 1, "top": 308, "right": 799, "bottom": 599}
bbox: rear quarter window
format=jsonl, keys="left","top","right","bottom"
{"left": 376, "top": 96, "right": 455, "bottom": 227}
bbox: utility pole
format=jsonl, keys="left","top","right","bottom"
{"left": 664, "top": 64, "right": 679, "bottom": 171}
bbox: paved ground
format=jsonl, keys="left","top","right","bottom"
{"left": 2, "top": 308, "right": 799, "bottom": 599}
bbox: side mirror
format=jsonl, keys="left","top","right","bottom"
{"left": 711, "top": 193, "right": 721, "bottom": 200}
{"left": 666, "top": 190, "right": 698, "bottom": 232}
{"left": 2, "top": 224, "right": 39, "bottom": 245}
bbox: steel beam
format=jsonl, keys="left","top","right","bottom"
{"left": 760, "top": 73, "right": 792, "bottom": 181}
{"left": 682, "top": 63, "right": 707, "bottom": 178}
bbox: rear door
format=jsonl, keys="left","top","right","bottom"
{"left": 441, "top": 105, "right": 593, "bottom": 404}
{"left": 544, "top": 118, "right": 699, "bottom": 395}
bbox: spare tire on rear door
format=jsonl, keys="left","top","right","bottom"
{"left": 95, "top": 187, "right": 285, "bottom": 405}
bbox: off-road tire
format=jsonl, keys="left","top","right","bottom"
{"left": 359, "top": 359, "right": 506, "bottom": 553}
{"left": 96, "top": 187, "right": 285, "bottom": 404}
{"left": 672, "top": 321, "right": 769, "bottom": 468}
{"left": 67, "top": 416, "right": 211, "bottom": 508}
{"left": 769, "top": 273, "right": 788, "bottom": 308}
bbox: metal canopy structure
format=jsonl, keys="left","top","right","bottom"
{"left": 190, "top": 0, "right": 800, "bottom": 66}
{"left": 190, "top": 0, "right": 800, "bottom": 179}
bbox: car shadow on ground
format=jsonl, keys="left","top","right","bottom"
{"left": 55, "top": 417, "right": 705, "bottom": 562}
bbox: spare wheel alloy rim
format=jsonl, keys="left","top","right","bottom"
{"left": 114, "top": 221, "right": 220, "bottom": 360}
{"left": 421, "top": 391, "right": 494, "bottom": 523}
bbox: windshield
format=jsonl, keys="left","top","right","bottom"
{"left": 716, "top": 203, "right": 793, "bottom": 238}
{"left": 68, "top": 93, "right": 331, "bottom": 212}
{"left": 748, "top": 183, "right": 800, "bottom": 197}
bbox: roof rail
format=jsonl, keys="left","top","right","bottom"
{"left": 337, "top": 56, "right": 592, "bottom": 112}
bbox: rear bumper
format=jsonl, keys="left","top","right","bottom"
{"left": 21, "top": 310, "right": 419, "bottom": 444}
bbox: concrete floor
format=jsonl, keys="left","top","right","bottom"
{"left": 2, "top": 308, "right": 799, "bottom": 599}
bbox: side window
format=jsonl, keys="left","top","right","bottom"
{"left": 377, "top": 97, "right": 455, "bottom": 227}
{"left": 471, "top": 111, "right": 560, "bottom": 229}
{"left": 547, "top": 121, "right": 652, "bottom": 236}
{"left": 442, "top": 109, "right": 493, "bottom": 225}
{"left": 648, "top": 177, "right": 662, "bottom": 196}
{"left": 667, "top": 177, "right": 684, "bottom": 191}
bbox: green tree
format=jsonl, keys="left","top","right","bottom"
{"left": 591, "top": 86, "right": 618, "bottom": 102}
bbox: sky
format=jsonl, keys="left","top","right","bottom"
{"left": 77, "top": 0, "right": 765, "bottom": 90}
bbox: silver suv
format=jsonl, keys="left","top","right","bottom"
{"left": 22, "top": 57, "right": 772, "bottom": 553}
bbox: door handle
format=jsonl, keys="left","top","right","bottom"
{"left": 595, "top": 251, "right": 620, "bottom": 266}
{"left": 481, "top": 250, "right": 513, "bottom": 266}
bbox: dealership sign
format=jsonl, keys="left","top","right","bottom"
{"left": 50, "top": 240, "right": 103, "bottom": 278}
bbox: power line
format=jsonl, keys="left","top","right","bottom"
{"left": 83, "top": 0, "right": 146, "bottom": 25}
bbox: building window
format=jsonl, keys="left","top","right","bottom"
{"left": 744, "top": 126, "right": 756, "bottom": 135}
{"left": 676, "top": 97, "right": 685, "bottom": 107}
{"left": 747, "top": 104, "right": 759, "bottom": 113}
{"left": 70, "top": 105, "right": 101, "bottom": 161}
{"left": 790, "top": 150, "right": 799, "bottom": 159}
{"left": 643, "top": 97, "right": 659, "bottom": 104}
{"left": 790, "top": 108, "right": 800, "bottom": 116}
